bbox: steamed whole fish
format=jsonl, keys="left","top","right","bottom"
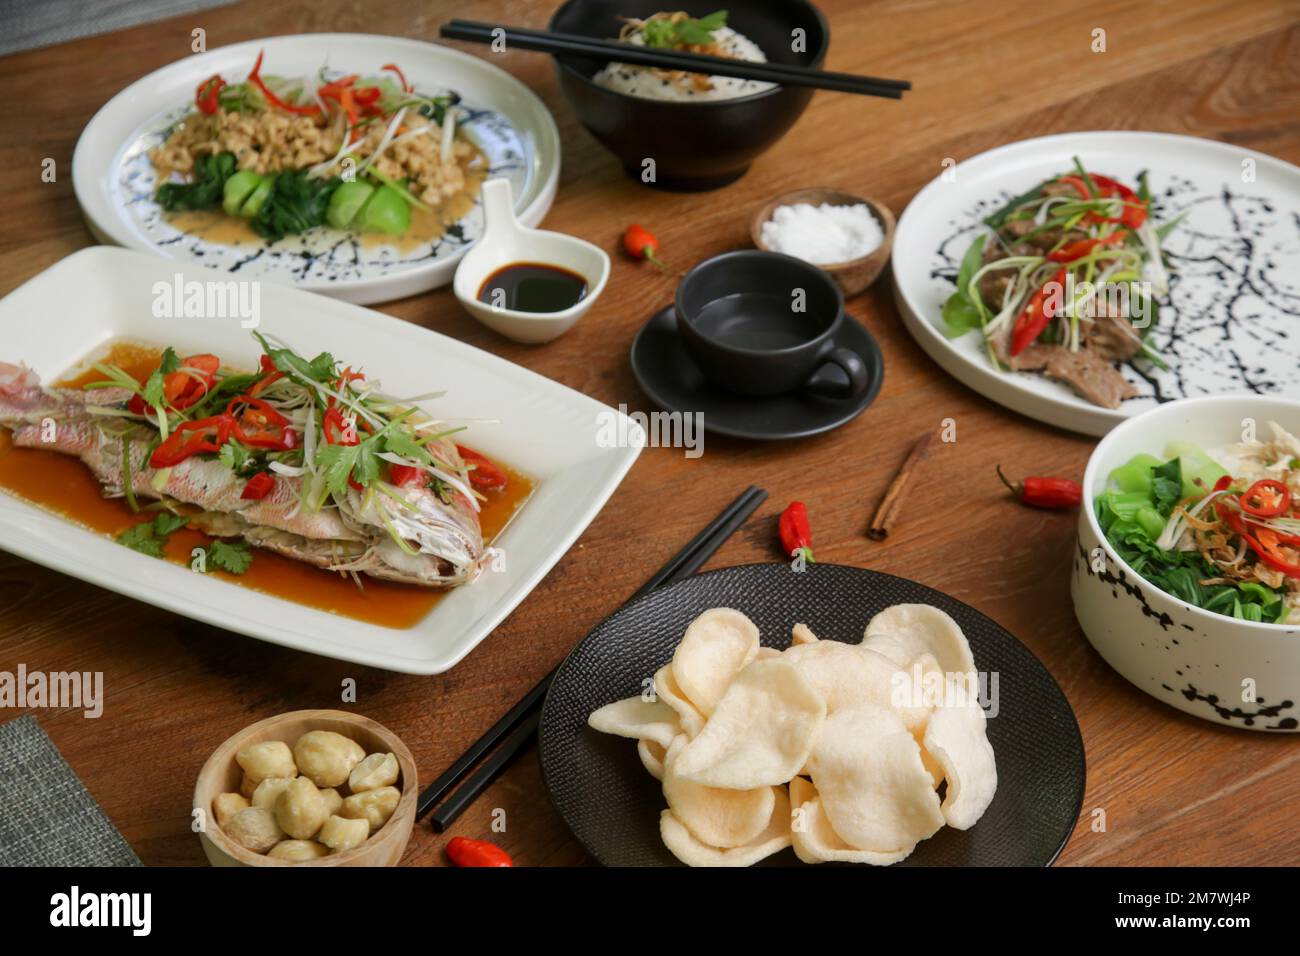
{"left": 0, "top": 342, "right": 488, "bottom": 587}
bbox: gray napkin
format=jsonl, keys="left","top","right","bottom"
{"left": 0, "top": 715, "right": 140, "bottom": 866}
{"left": 0, "top": 0, "right": 236, "bottom": 57}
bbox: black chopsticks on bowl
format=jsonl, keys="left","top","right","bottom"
{"left": 439, "top": 20, "right": 910, "bottom": 100}
{"left": 418, "top": 484, "right": 769, "bottom": 831}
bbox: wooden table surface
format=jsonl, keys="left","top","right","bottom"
{"left": 1, "top": 0, "right": 1298, "bottom": 867}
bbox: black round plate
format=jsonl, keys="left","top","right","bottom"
{"left": 630, "top": 307, "right": 884, "bottom": 441}
{"left": 540, "top": 563, "right": 1085, "bottom": 867}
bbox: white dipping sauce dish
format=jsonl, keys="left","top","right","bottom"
{"left": 453, "top": 178, "right": 609, "bottom": 344}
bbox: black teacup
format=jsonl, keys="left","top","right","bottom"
{"left": 675, "top": 251, "right": 869, "bottom": 398}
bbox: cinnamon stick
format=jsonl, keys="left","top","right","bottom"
{"left": 867, "top": 432, "right": 934, "bottom": 541}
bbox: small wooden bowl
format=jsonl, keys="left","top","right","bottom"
{"left": 193, "top": 709, "right": 418, "bottom": 867}
{"left": 751, "top": 188, "right": 896, "bottom": 298}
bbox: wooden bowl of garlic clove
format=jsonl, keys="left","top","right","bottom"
{"left": 194, "top": 709, "right": 417, "bottom": 867}
{"left": 751, "top": 187, "right": 896, "bottom": 298}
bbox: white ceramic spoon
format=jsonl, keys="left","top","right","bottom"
{"left": 453, "top": 178, "right": 609, "bottom": 344}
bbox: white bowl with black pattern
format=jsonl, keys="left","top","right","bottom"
{"left": 1073, "top": 394, "right": 1300, "bottom": 731}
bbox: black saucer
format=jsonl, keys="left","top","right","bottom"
{"left": 630, "top": 307, "right": 884, "bottom": 440}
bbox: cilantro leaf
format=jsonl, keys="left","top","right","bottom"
{"left": 159, "top": 347, "right": 181, "bottom": 375}
{"left": 316, "top": 443, "right": 360, "bottom": 497}
{"left": 678, "top": 10, "right": 726, "bottom": 44}
{"left": 206, "top": 539, "right": 253, "bottom": 575}
{"left": 115, "top": 510, "right": 188, "bottom": 557}
{"left": 152, "top": 511, "right": 189, "bottom": 537}
{"left": 115, "top": 522, "right": 166, "bottom": 558}
{"left": 641, "top": 18, "right": 677, "bottom": 48}
{"left": 640, "top": 10, "right": 726, "bottom": 48}
{"left": 253, "top": 332, "right": 338, "bottom": 385}
{"left": 219, "top": 440, "right": 252, "bottom": 474}
{"left": 383, "top": 428, "right": 431, "bottom": 466}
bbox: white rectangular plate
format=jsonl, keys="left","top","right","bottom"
{"left": 0, "top": 247, "right": 642, "bottom": 674}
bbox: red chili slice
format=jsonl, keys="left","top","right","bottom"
{"left": 248, "top": 50, "right": 321, "bottom": 116}
{"left": 128, "top": 353, "right": 219, "bottom": 415}
{"left": 1240, "top": 479, "right": 1291, "bottom": 518}
{"left": 226, "top": 395, "right": 295, "bottom": 450}
{"left": 196, "top": 74, "right": 226, "bottom": 114}
{"left": 240, "top": 471, "right": 275, "bottom": 500}
{"left": 248, "top": 354, "right": 284, "bottom": 396}
{"left": 381, "top": 63, "right": 413, "bottom": 93}
{"left": 1048, "top": 231, "right": 1126, "bottom": 263}
{"left": 388, "top": 464, "right": 425, "bottom": 488}
{"left": 456, "top": 445, "right": 507, "bottom": 491}
{"left": 149, "top": 415, "right": 233, "bottom": 468}
{"left": 1010, "top": 267, "right": 1067, "bottom": 356}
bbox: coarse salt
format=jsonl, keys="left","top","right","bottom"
{"left": 760, "top": 202, "right": 883, "bottom": 265}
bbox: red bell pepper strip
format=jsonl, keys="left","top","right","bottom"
{"left": 445, "top": 836, "right": 512, "bottom": 867}
{"left": 1239, "top": 479, "right": 1291, "bottom": 518}
{"left": 196, "top": 74, "right": 226, "bottom": 114}
{"left": 1010, "top": 267, "right": 1067, "bottom": 356}
{"left": 997, "top": 465, "right": 1082, "bottom": 509}
{"left": 247, "top": 51, "right": 321, "bottom": 116}
{"left": 779, "top": 502, "right": 814, "bottom": 562}
{"left": 456, "top": 445, "right": 507, "bottom": 491}
{"left": 1048, "top": 231, "right": 1126, "bottom": 263}
{"left": 149, "top": 414, "right": 234, "bottom": 468}
{"left": 382, "top": 63, "right": 413, "bottom": 93}
{"left": 240, "top": 471, "right": 276, "bottom": 501}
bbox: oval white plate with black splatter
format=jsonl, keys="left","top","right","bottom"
{"left": 892, "top": 131, "right": 1300, "bottom": 436}
{"left": 72, "top": 34, "right": 561, "bottom": 306}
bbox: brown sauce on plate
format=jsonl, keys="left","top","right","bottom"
{"left": 0, "top": 343, "right": 532, "bottom": 629}
{"left": 476, "top": 262, "right": 589, "bottom": 313}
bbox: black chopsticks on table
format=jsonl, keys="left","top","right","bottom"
{"left": 418, "top": 484, "right": 769, "bottom": 831}
{"left": 439, "top": 20, "right": 910, "bottom": 100}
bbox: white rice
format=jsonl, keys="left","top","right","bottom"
{"left": 593, "top": 26, "right": 775, "bottom": 102}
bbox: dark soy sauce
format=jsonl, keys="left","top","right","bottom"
{"left": 692, "top": 293, "right": 817, "bottom": 350}
{"left": 477, "top": 262, "right": 588, "bottom": 313}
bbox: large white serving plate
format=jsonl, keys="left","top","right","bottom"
{"left": 892, "top": 131, "right": 1300, "bottom": 436}
{"left": 0, "top": 247, "right": 642, "bottom": 674}
{"left": 72, "top": 34, "right": 561, "bottom": 305}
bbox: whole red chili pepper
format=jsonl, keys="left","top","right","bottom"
{"left": 622, "top": 224, "right": 670, "bottom": 271}
{"left": 997, "top": 465, "right": 1081, "bottom": 509}
{"left": 445, "top": 836, "right": 513, "bottom": 867}
{"left": 778, "top": 502, "right": 814, "bottom": 562}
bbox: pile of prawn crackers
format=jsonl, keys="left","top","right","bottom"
{"left": 588, "top": 604, "right": 997, "bottom": 866}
